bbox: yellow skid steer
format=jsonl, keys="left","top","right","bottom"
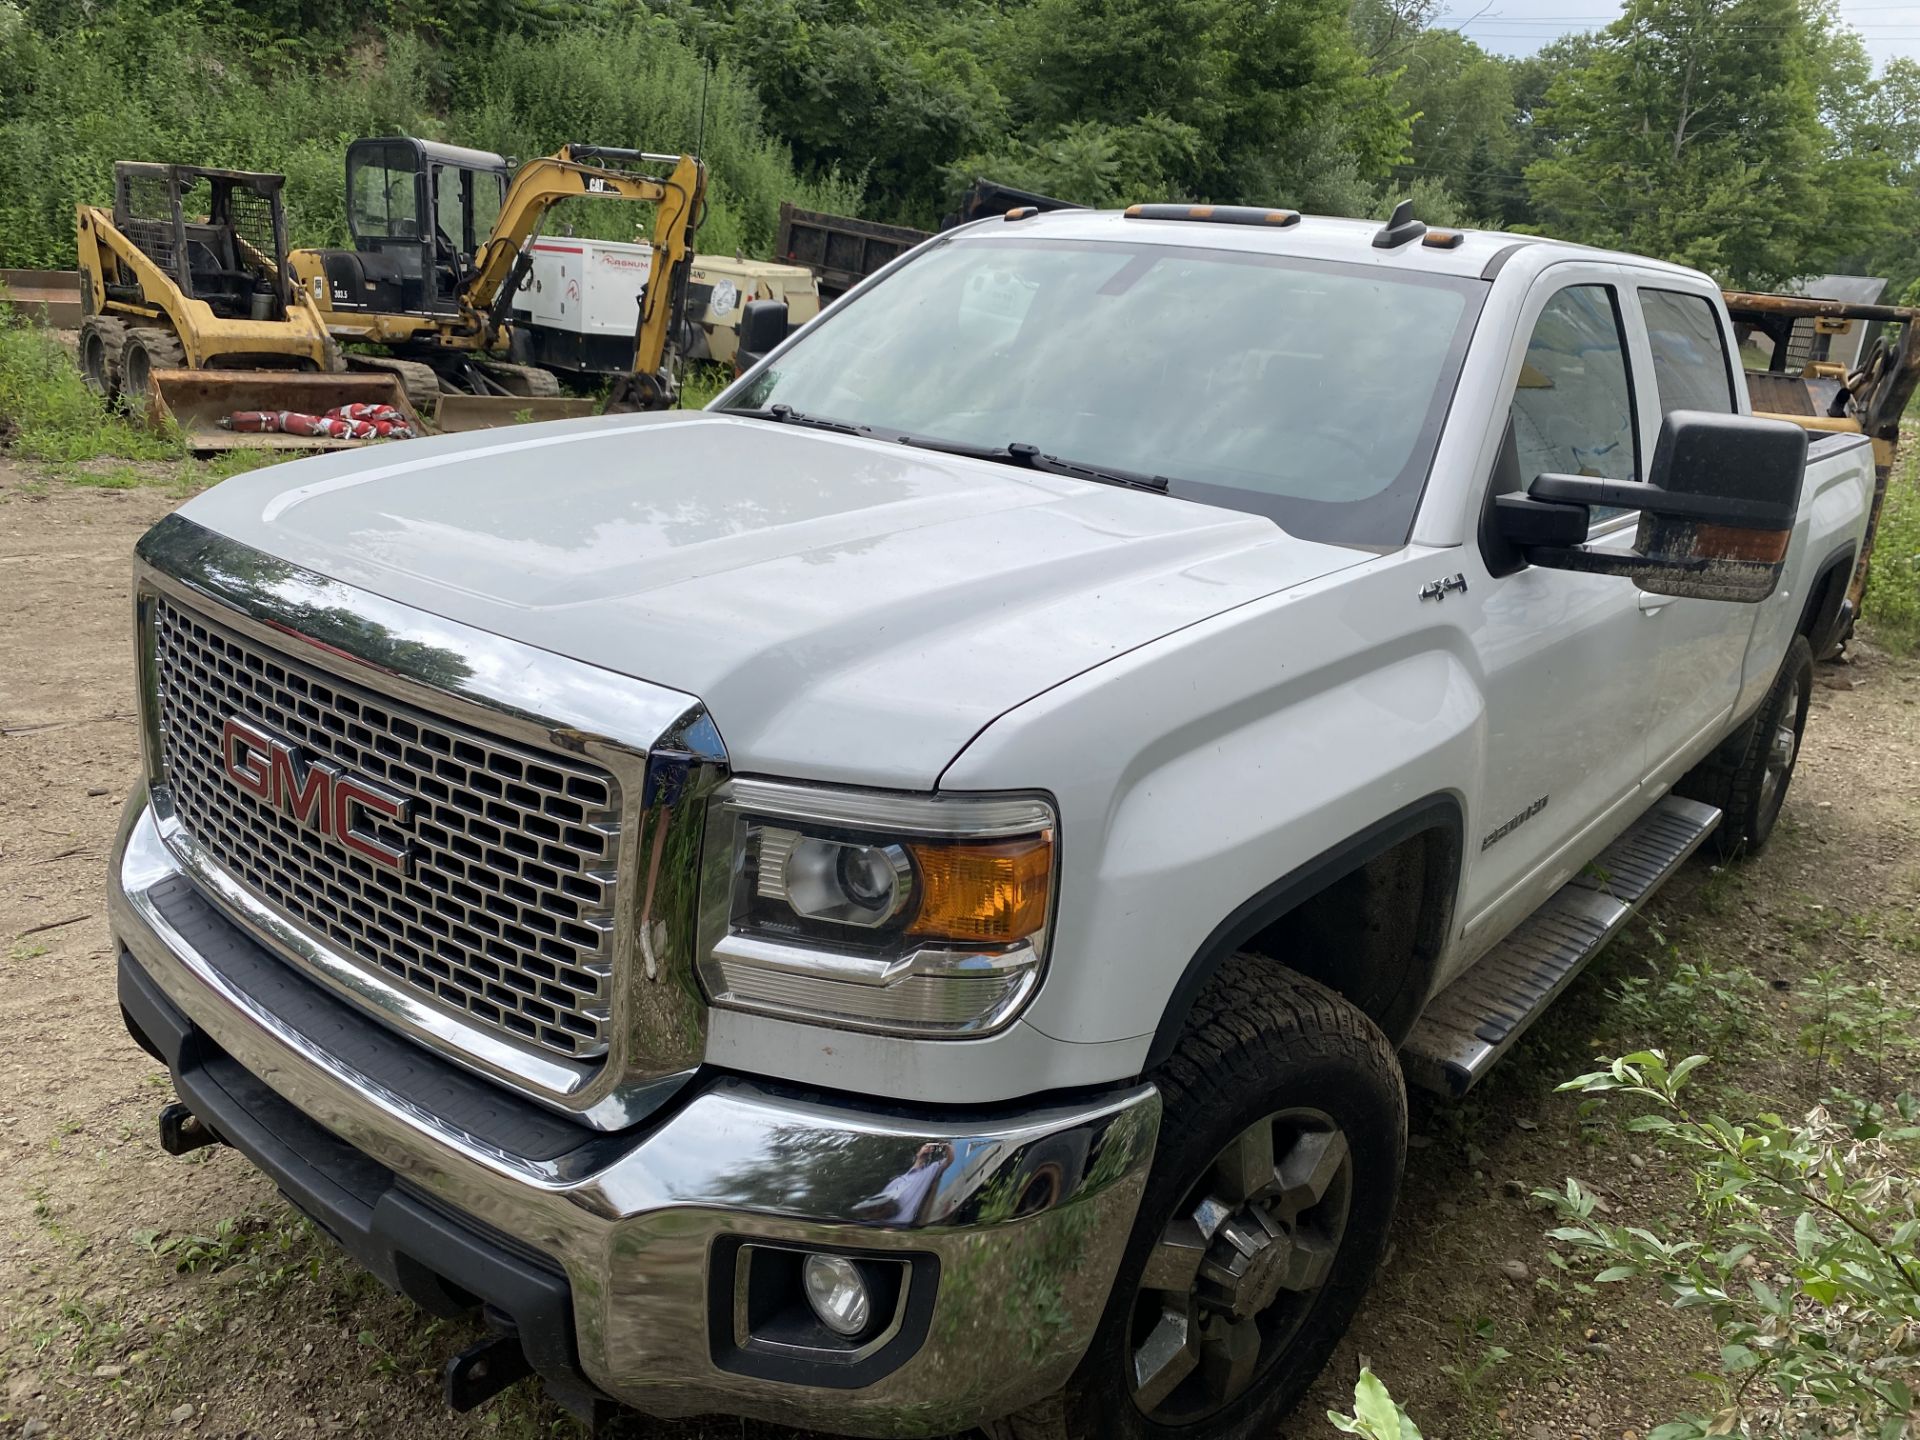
{"left": 75, "top": 163, "right": 420, "bottom": 448}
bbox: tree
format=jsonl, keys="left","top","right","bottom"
{"left": 1524, "top": 0, "right": 1838, "bottom": 287}
{"left": 1389, "top": 29, "right": 1519, "bottom": 225}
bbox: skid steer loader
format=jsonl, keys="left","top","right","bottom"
{"left": 288, "top": 138, "right": 708, "bottom": 425}
{"left": 75, "top": 163, "right": 420, "bottom": 449}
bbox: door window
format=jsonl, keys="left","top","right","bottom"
{"left": 1510, "top": 285, "right": 1637, "bottom": 484}
{"left": 1640, "top": 289, "right": 1737, "bottom": 415}
{"left": 347, "top": 142, "right": 422, "bottom": 240}
{"left": 433, "top": 165, "right": 468, "bottom": 252}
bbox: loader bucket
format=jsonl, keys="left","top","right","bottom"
{"left": 432, "top": 394, "right": 599, "bottom": 433}
{"left": 144, "top": 370, "right": 426, "bottom": 452}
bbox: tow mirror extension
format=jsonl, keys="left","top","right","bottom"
{"left": 1497, "top": 410, "right": 1808, "bottom": 604}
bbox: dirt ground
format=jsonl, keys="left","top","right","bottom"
{"left": 2, "top": 459, "right": 1916, "bottom": 1440}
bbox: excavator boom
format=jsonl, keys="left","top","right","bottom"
{"left": 463, "top": 146, "right": 707, "bottom": 405}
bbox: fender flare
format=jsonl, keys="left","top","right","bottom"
{"left": 1143, "top": 793, "right": 1465, "bottom": 1069}
{"left": 1798, "top": 540, "right": 1858, "bottom": 657}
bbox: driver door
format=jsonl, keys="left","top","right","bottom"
{"left": 1456, "top": 274, "right": 1665, "bottom": 951}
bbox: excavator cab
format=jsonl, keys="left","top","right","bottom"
{"left": 317, "top": 137, "right": 511, "bottom": 318}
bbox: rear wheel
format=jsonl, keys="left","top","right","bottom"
{"left": 118, "top": 328, "right": 186, "bottom": 413}
{"left": 1025, "top": 957, "right": 1406, "bottom": 1440}
{"left": 1677, "top": 635, "right": 1813, "bottom": 860}
{"left": 79, "top": 316, "right": 131, "bottom": 404}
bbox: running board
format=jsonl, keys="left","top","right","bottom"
{"left": 1402, "top": 794, "right": 1721, "bottom": 1096}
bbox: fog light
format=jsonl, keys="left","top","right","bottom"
{"left": 802, "top": 1254, "right": 873, "bottom": 1338}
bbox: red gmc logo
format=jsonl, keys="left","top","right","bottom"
{"left": 220, "top": 716, "right": 413, "bottom": 873}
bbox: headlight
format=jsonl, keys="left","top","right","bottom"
{"left": 696, "top": 779, "right": 1057, "bottom": 1036}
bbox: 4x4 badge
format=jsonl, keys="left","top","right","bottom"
{"left": 220, "top": 716, "right": 414, "bottom": 873}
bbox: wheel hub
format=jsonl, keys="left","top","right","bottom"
{"left": 1128, "top": 1112, "right": 1353, "bottom": 1423}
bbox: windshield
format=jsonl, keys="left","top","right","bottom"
{"left": 721, "top": 234, "right": 1486, "bottom": 547}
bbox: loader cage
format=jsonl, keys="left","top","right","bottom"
{"left": 112, "top": 163, "right": 293, "bottom": 322}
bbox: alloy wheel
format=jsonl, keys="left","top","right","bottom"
{"left": 1759, "top": 670, "right": 1804, "bottom": 816}
{"left": 1128, "top": 1109, "right": 1354, "bottom": 1424}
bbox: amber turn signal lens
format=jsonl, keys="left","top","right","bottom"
{"left": 906, "top": 835, "right": 1053, "bottom": 944}
{"left": 1692, "top": 523, "right": 1790, "bottom": 563}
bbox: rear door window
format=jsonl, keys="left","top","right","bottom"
{"left": 1640, "top": 289, "right": 1737, "bottom": 415}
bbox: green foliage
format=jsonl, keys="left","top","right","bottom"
{"left": 1524, "top": 0, "right": 1835, "bottom": 288}
{"left": 1608, "top": 951, "right": 1770, "bottom": 1055}
{"left": 1328, "top": 1368, "right": 1425, "bottom": 1439}
{"left": 0, "top": 297, "right": 179, "bottom": 461}
{"left": 1863, "top": 438, "right": 1920, "bottom": 653}
{"left": 1541, "top": 1051, "right": 1920, "bottom": 1439}
{"left": 0, "top": 3, "right": 843, "bottom": 269}
{"left": 1796, "top": 966, "right": 1920, "bottom": 1085}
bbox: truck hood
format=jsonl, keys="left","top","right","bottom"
{"left": 179, "top": 412, "right": 1363, "bottom": 786}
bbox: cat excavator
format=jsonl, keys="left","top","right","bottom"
{"left": 289, "top": 139, "right": 709, "bottom": 422}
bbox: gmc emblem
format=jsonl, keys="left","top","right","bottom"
{"left": 220, "top": 716, "right": 413, "bottom": 873}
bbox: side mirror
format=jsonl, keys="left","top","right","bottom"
{"left": 734, "top": 299, "right": 791, "bottom": 376}
{"left": 1494, "top": 410, "right": 1807, "bottom": 603}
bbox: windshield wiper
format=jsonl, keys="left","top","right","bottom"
{"left": 898, "top": 435, "right": 1170, "bottom": 493}
{"left": 725, "top": 404, "right": 872, "bottom": 437}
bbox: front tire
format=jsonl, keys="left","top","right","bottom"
{"left": 79, "top": 315, "right": 130, "bottom": 403}
{"left": 118, "top": 327, "right": 186, "bottom": 414}
{"left": 1040, "top": 957, "right": 1406, "bottom": 1440}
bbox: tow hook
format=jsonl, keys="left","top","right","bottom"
{"left": 443, "top": 1324, "right": 534, "bottom": 1412}
{"left": 157, "top": 1100, "right": 223, "bottom": 1156}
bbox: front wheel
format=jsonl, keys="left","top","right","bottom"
{"left": 1031, "top": 957, "right": 1406, "bottom": 1440}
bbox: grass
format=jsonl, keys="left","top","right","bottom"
{"left": 1864, "top": 431, "right": 1920, "bottom": 653}
{"left": 0, "top": 296, "right": 183, "bottom": 465}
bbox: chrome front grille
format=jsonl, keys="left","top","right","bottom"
{"left": 149, "top": 595, "right": 623, "bottom": 1061}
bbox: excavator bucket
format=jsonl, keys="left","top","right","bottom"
{"left": 431, "top": 394, "right": 598, "bottom": 433}
{"left": 144, "top": 370, "right": 426, "bottom": 452}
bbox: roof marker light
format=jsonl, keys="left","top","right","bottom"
{"left": 1123, "top": 204, "right": 1301, "bottom": 228}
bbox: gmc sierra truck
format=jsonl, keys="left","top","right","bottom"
{"left": 110, "top": 201, "right": 1873, "bottom": 1439}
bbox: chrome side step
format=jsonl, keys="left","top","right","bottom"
{"left": 1403, "top": 794, "right": 1721, "bottom": 1096}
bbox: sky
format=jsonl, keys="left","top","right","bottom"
{"left": 1436, "top": 0, "right": 1920, "bottom": 65}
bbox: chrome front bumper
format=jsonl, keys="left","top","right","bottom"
{"left": 110, "top": 792, "right": 1159, "bottom": 1435}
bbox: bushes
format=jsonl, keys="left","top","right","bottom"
{"left": 0, "top": 4, "right": 844, "bottom": 269}
{"left": 1864, "top": 440, "right": 1920, "bottom": 654}
{"left": 0, "top": 297, "right": 179, "bottom": 461}
{"left": 1541, "top": 1052, "right": 1920, "bottom": 1440}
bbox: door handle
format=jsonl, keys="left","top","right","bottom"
{"left": 1637, "top": 591, "right": 1670, "bottom": 614}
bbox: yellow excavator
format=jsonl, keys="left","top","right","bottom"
{"left": 288, "top": 139, "right": 708, "bottom": 418}
{"left": 75, "top": 162, "right": 423, "bottom": 448}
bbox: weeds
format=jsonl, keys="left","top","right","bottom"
{"left": 1540, "top": 1051, "right": 1920, "bottom": 1440}
{"left": 1795, "top": 965, "right": 1920, "bottom": 1093}
{"left": 0, "top": 301, "right": 181, "bottom": 464}
{"left": 1438, "top": 1315, "right": 1511, "bottom": 1408}
{"left": 1864, "top": 438, "right": 1920, "bottom": 653}
{"left": 133, "top": 1211, "right": 320, "bottom": 1292}
{"left": 1329, "top": 1369, "right": 1425, "bottom": 1439}
{"left": 1608, "top": 951, "right": 1770, "bottom": 1055}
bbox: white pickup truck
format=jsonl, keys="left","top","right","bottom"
{"left": 110, "top": 202, "right": 1873, "bottom": 1439}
